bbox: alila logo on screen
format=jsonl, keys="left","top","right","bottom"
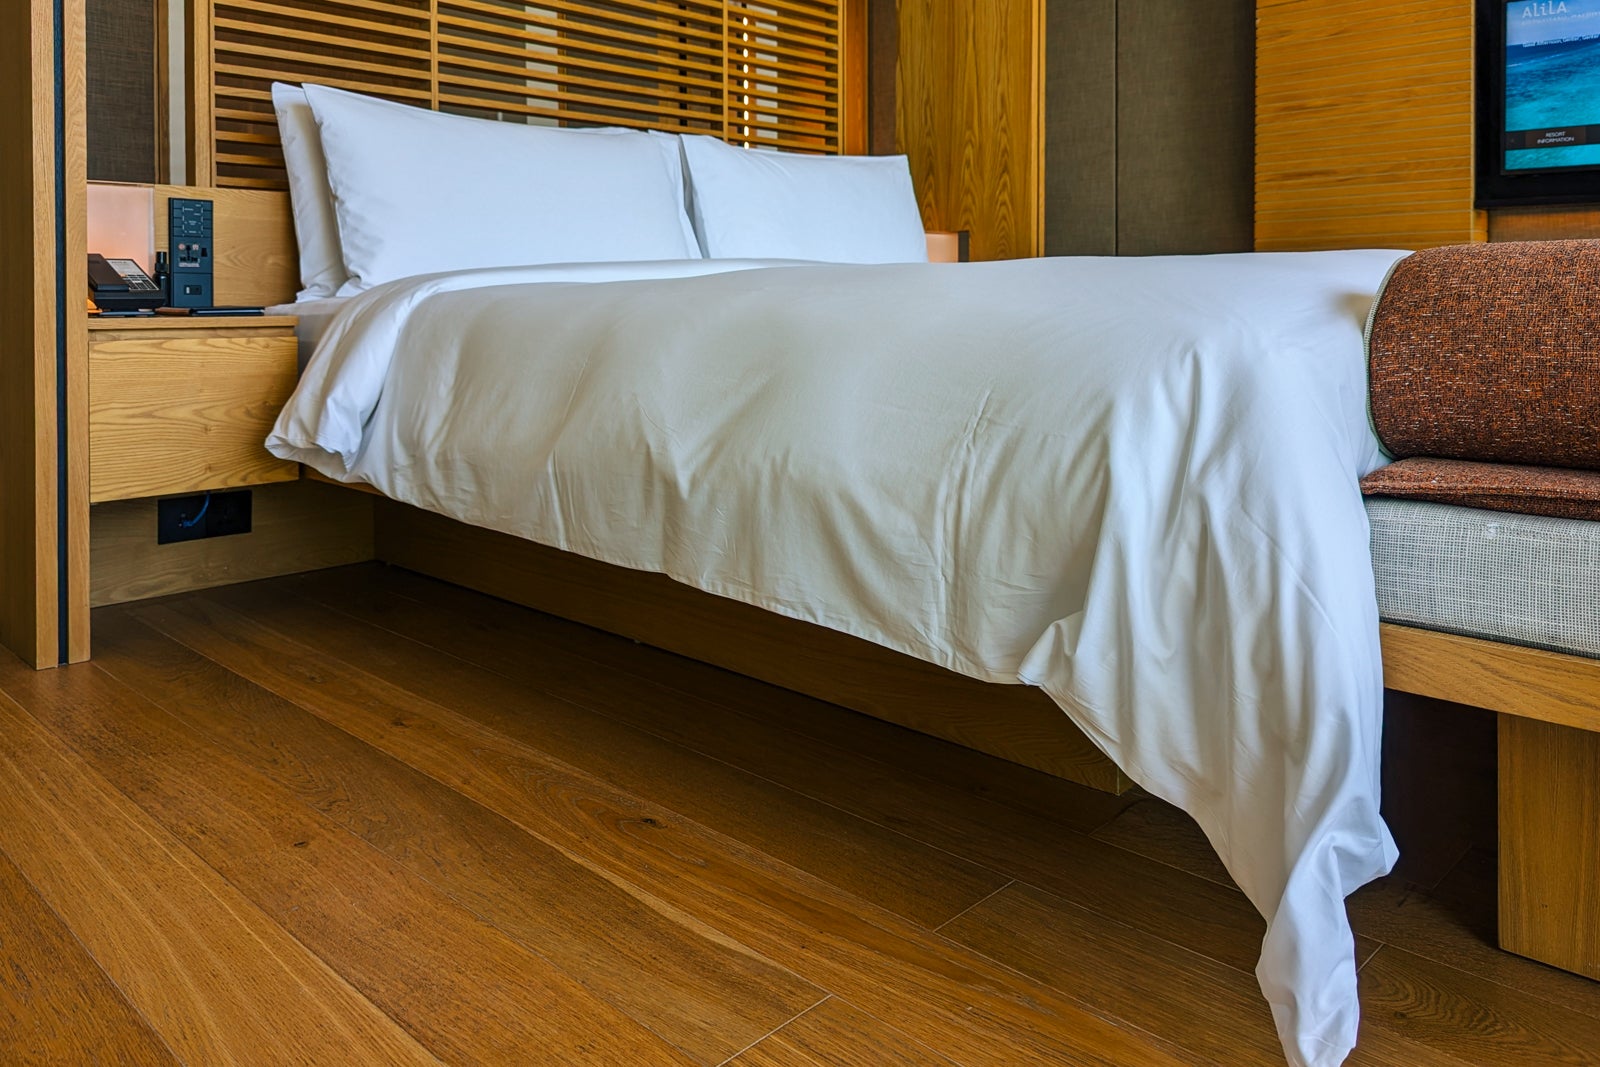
{"left": 1521, "top": 1, "right": 1570, "bottom": 15}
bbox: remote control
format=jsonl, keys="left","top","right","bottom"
{"left": 168, "top": 197, "right": 214, "bottom": 309}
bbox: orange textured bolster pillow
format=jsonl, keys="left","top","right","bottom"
{"left": 1367, "top": 239, "right": 1600, "bottom": 469}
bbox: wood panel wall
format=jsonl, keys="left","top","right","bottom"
{"left": 1255, "top": 0, "right": 1485, "bottom": 251}
{"left": 896, "top": 0, "right": 1043, "bottom": 260}
{"left": 1, "top": 0, "right": 89, "bottom": 668}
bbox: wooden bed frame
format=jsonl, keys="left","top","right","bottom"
{"left": 76, "top": 0, "right": 1600, "bottom": 991}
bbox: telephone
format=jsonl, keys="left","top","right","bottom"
{"left": 88, "top": 253, "right": 165, "bottom": 313}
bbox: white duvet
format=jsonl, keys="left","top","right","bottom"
{"left": 271, "top": 251, "right": 1407, "bottom": 1067}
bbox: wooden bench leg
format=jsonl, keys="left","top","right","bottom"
{"left": 1499, "top": 714, "right": 1600, "bottom": 979}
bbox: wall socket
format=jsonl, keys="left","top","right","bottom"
{"left": 157, "top": 490, "right": 252, "bottom": 545}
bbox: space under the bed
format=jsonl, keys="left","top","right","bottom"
{"left": 371, "top": 499, "right": 1130, "bottom": 796}
{"left": 370, "top": 495, "right": 1600, "bottom": 981}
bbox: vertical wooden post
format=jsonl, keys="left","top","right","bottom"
{"left": 65, "top": 0, "right": 91, "bottom": 663}
{"left": 0, "top": 0, "right": 86, "bottom": 668}
{"left": 187, "top": 0, "right": 214, "bottom": 185}
{"left": 839, "top": 0, "right": 867, "bottom": 155}
{"left": 1499, "top": 714, "right": 1600, "bottom": 979}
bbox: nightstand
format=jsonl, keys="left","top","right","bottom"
{"left": 87, "top": 315, "right": 300, "bottom": 503}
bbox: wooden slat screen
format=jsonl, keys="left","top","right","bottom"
{"left": 193, "top": 0, "right": 852, "bottom": 188}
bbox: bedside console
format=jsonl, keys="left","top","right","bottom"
{"left": 87, "top": 315, "right": 299, "bottom": 502}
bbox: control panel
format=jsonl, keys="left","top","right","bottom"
{"left": 167, "top": 197, "right": 214, "bottom": 309}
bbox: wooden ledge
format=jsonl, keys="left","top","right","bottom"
{"left": 1381, "top": 622, "right": 1600, "bottom": 732}
{"left": 87, "top": 314, "right": 297, "bottom": 331}
{"left": 302, "top": 467, "right": 384, "bottom": 497}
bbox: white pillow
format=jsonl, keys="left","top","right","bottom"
{"left": 271, "top": 82, "right": 348, "bottom": 300}
{"left": 579, "top": 127, "right": 700, "bottom": 259}
{"left": 302, "top": 84, "right": 700, "bottom": 293}
{"left": 680, "top": 136, "right": 928, "bottom": 263}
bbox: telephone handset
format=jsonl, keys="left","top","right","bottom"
{"left": 88, "top": 253, "right": 165, "bottom": 313}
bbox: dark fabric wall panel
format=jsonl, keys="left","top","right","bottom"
{"left": 87, "top": 0, "right": 160, "bottom": 183}
{"left": 1044, "top": 0, "right": 1116, "bottom": 256}
{"left": 1114, "top": 0, "right": 1252, "bottom": 255}
{"left": 1043, "top": 0, "right": 1252, "bottom": 256}
{"left": 868, "top": 0, "right": 898, "bottom": 155}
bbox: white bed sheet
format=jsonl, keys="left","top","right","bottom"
{"left": 270, "top": 252, "right": 1407, "bottom": 1067}
{"left": 267, "top": 296, "right": 354, "bottom": 363}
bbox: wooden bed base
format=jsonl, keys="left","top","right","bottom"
{"left": 372, "top": 500, "right": 1128, "bottom": 794}
{"left": 371, "top": 498, "right": 1600, "bottom": 982}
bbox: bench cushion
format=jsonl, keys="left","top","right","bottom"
{"left": 1369, "top": 497, "right": 1600, "bottom": 659}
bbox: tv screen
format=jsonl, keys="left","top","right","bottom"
{"left": 1502, "top": 0, "right": 1600, "bottom": 174}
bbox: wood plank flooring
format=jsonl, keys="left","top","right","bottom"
{"left": 2, "top": 563, "right": 1597, "bottom": 1065}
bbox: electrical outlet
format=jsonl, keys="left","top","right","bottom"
{"left": 157, "top": 490, "right": 252, "bottom": 544}
{"left": 205, "top": 491, "right": 253, "bottom": 538}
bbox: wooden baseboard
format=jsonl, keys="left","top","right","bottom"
{"left": 91, "top": 480, "right": 375, "bottom": 610}
{"left": 373, "top": 501, "right": 1129, "bottom": 794}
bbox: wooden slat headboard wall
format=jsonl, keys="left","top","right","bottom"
{"left": 188, "top": 0, "right": 865, "bottom": 188}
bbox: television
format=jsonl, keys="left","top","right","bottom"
{"left": 1477, "top": 0, "right": 1600, "bottom": 206}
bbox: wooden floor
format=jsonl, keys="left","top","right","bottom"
{"left": 2, "top": 565, "right": 1598, "bottom": 1065}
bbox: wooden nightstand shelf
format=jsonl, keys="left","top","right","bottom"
{"left": 87, "top": 315, "right": 299, "bottom": 503}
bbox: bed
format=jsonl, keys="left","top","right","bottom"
{"left": 260, "top": 210, "right": 1600, "bottom": 1065}
{"left": 151, "top": 5, "right": 1600, "bottom": 1065}
{"left": 261, "top": 210, "right": 1403, "bottom": 1067}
